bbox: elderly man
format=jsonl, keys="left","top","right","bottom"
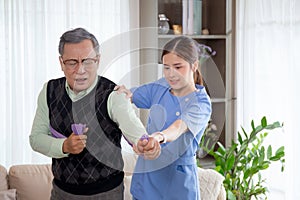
{"left": 30, "top": 27, "right": 161, "bottom": 200}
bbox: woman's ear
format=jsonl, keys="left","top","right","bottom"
{"left": 192, "top": 60, "right": 199, "bottom": 72}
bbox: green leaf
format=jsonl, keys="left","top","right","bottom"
{"left": 259, "top": 161, "right": 270, "bottom": 170}
{"left": 268, "top": 147, "right": 285, "bottom": 161}
{"left": 244, "top": 169, "right": 251, "bottom": 179}
{"left": 215, "top": 165, "right": 222, "bottom": 173}
{"left": 241, "top": 127, "right": 248, "bottom": 140}
{"left": 275, "top": 151, "right": 285, "bottom": 158}
{"left": 261, "top": 116, "right": 267, "bottom": 127}
{"left": 238, "top": 132, "right": 243, "bottom": 145}
{"left": 269, "top": 156, "right": 280, "bottom": 161}
{"left": 217, "top": 142, "right": 226, "bottom": 155}
{"left": 275, "top": 146, "right": 285, "bottom": 156}
{"left": 251, "top": 120, "right": 255, "bottom": 131}
{"left": 265, "top": 121, "right": 282, "bottom": 130}
{"left": 252, "top": 157, "right": 258, "bottom": 167}
{"left": 267, "top": 145, "right": 272, "bottom": 159}
{"left": 214, "top": 151, "right": 225, "bottom": 158}
{"left": 227, "top": 190, "right": 236, "bottom": 200}
{"left": 250, "top": 167, "right": 259, "bottom": 175}
{"left": 241, "top": 157, "right": 249, "bottom": 165}
{"left": 258, "top": 147, "right": 265, "bottom": 164}
{"left": 226, "top": 154, "right": 235, "bottom": 171}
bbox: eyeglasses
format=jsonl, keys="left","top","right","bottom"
{"left": 61, "top": 56, "right": 98, "bottom": 69}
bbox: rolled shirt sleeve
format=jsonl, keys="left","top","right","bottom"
{"left": 107, "top": 91, "right": 147, "bottom": 145}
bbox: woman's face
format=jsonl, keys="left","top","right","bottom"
{"left": 163, "top": 52, "right": 197, "bottom": 96}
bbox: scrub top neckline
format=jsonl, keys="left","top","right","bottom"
{"left": 168, "top": 86, "right": 201, "bottom": 99}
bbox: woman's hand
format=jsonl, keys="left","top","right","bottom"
{"left": 114, "top": 85, "right": 132, "bottom": 99}
{"left": 134, "top": 136, "right": 161, "bottom": 160}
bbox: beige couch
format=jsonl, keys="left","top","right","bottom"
{"left": 0, "top": 152, "right": 226, "bottom": 200}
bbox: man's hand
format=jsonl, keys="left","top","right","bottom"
{"left": 62, "top": 128, "right": 88, "bottom": 154}
{"left": 134, "top": 136, "right": 161, "bottom": 160}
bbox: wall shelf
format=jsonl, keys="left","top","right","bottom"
{"left": 139, "top": 0, "right": 236, "bottom": 159}
{"left": 158, "top": 34, "right": 227, "bottom": 40}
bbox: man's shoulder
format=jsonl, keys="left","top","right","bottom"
{"left": 97, "top": 76, "right": 116, "bottom": 86}
{"left": 96, "top": 76, "right": 116, "bottom": 93}
{"left": 48, "top": 77, "right": 66, "bottom": 85}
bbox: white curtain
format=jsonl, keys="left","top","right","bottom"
{"left": 237, "top": 0, "right": 300, "bottom": 199}
{"left": 0, "top": 0, "right": 139, "bottom": 168}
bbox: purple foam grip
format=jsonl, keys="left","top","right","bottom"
{"left": 140, "top": 134, "right": 149, "bottom": 141}
{"left": 49, "top": 125, "right": 67, "bottom": 138}
{"left": 71, "top": 123, "right": 86, "bottom": 135}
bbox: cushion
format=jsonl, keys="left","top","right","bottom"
{"left": 122, "top": 151, "right": 137, "bottom": 176}
{"left": 0, "top": 189, "right": 16, "bottom": 200}
{"left": 8, "top": 164, "right": 53, "bottom": 200}
{"left": 198, "top": 167, "right": 226, "bottom": 200}
{"left": 123, "top": 175, "right": 132, "bottom": 200}
{"left": 0, "top": 164, "right": 8, "bottom": 191}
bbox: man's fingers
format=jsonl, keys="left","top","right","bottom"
{"left": 133, "top": 144, "right": 142, "bottom": 155}
{"left": 143, "top": 140, "right": 161, "bottom": 160}
{"left": 83, "top": 127, "right": 89, "bottom": 134}
{"left": 142, "top": 138, "right": 155, "bottom": 151}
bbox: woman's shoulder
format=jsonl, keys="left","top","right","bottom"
{"left": 195, "top": 85, "right": 210, "bottom": 97}
{"left": 184, "top": 85, "right": 211, "bottom": 106}
{"left": 139, "top": 78, "right": 170, "bottom": 92}
{"left": 151, "top": 77, "right": 169, "bottom": 88}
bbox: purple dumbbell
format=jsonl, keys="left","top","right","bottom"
{"left": 140, "top": 134, "right": 149, "bottom": 141}
{"left": 71, "top": 123, "right": 86, "bottom": 135}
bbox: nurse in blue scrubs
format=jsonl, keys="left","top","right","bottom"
{"left": 130, "top": 36, "right": 212, "bottom": 200}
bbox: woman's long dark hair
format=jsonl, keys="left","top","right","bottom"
{"left": 161, "top": 36, "right": 203, "bottom": 85}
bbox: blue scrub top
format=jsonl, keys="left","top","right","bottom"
{"left": 130, "top": 78, "right": 212, "bottom": 200}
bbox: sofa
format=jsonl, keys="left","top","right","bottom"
{"left": 0, "top": 151, "right": 226, "bottom": 200}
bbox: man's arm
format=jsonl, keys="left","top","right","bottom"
{"left": 29, "top": 83, "right": 68, "bottom": 158}
{"left": 107, "top": 91, "right": 147, "bottom": 145}
{"left": 107, "top": 91, "right": 161, "bottom": 159}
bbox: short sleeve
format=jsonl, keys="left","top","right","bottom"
{"left": 131, "top": 78, "right": 170, "bottom": 109}
{"left": 181, "top": 88, "right": 212, "bottom": 136}
{"left": 131, "top": 85, "right": 152, "bottom": 109}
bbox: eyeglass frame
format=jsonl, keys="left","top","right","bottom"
{"left": 60, "top": 55, "right": 100, "bottom": 69}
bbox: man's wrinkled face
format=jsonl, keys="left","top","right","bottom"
{"left": 60, "top": 39, "right": 99, "bottom": 94}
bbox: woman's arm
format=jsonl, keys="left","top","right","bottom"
{"left": 151, "top": 119, "right": 188, "bottom": 143}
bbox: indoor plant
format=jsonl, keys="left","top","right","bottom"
{"left": 201, "top": 116, "right": 285, "bottom": 200}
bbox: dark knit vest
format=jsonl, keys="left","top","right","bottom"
{"left": 47, "top": 76, "right": 124, "bottom": 195}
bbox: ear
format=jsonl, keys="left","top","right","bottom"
{"left": 59, "top": 56, "right": 64, "bottom": 71}
{"left": 96, "top": 54, "right": 101, "bottom": 64}
{"left": 192, "top": 60, "right": 199, "bottom": 72}
{"left": 95, "top": 54, "right": 100, "bottom": 70}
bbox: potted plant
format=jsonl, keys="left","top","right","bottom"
{"left": 200, "top": 116, "right": 285, "bottom": 200}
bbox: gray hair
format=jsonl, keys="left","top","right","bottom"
{"left": 58, "top": 27, "right": 100, "bottom": 56}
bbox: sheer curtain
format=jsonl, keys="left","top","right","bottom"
{"left": 0, "top": 0, "right": 139, "bottom": 168}
{"left": 237, "top": 0, "right": 300, "bottom": 199}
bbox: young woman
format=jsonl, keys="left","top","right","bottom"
{"left": 129, "top": 36, "right": 212, "bottom": 200}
